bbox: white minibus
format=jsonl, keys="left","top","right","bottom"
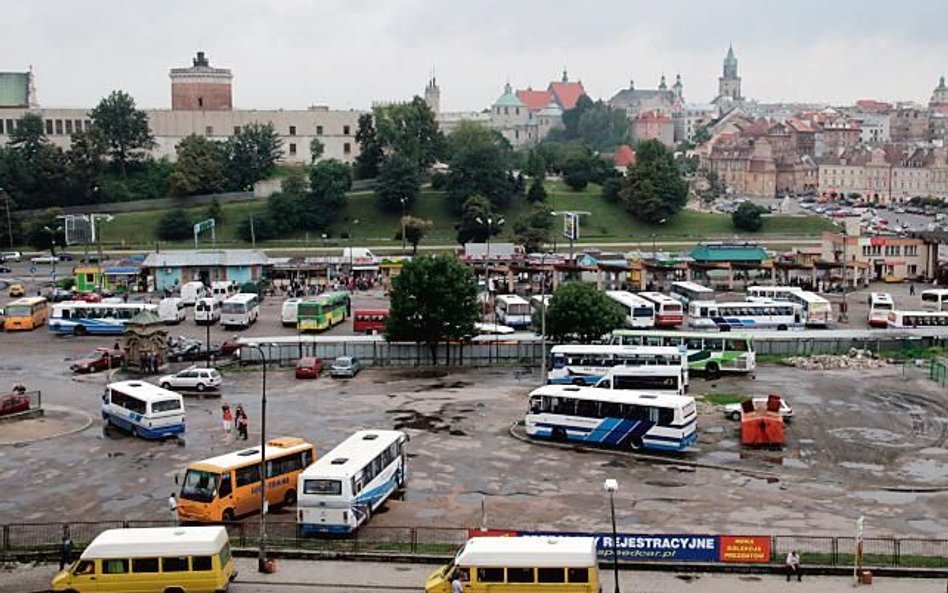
{"left": 102, "top": 380, "right": 185, "bottom": 440}
{"left": 194, "top": 297, "right": 221, "bottom": 325}
{"left": 920, "top": 289, "right": 948, "bottom": 312}
{"left": 746, "top": 285, "right": 804, "bottom": 302}
{"left": 211, "top": 281, "right": 238, "bottom": 304}
{"left": 605, "top": 291, "right": 655, "bottom": 329}
{"left": 221, "top": 293, "right": 259, "bottom": 329}
{"left": 494, "top": 294, "right": 532, "bottom": 329}
{"left": 867, "top": 293, "right": 895, "bottom": 328}
{"left": 158, "top": 297, "right": 187, "bottom": 324}
{"left": 887, "top": 310, "right": 948, "bottom": 328}
{"left": 786, "top": 290, "right": 832, "bottom": 327}
{"left": 179, "top": 281, "right": 209, "bottom": 306}
{"left": 638, "top": 291, "right": 684, "bottom": 327}
{"left": 670, "top": 281, "right": 714, "bottom": 306}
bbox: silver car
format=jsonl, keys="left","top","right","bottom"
{"left": 723, "top": 398, "right": 794, "bottom": 422}
{"left": 329, "top": 356, "right": 361, "bottom": 378}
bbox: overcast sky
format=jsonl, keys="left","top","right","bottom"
{"left": 5, "top": 0, "right": 947, "bottom": 112}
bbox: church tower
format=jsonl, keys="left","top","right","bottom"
{"left": 718, "top": 44, "right": 743, "bottom": 101}
{"left": 424, "top": 72, "right": 441, "bottom": 116}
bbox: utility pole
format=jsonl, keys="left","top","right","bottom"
{"left": 0, "top": 188, "right": 13, "bottom": 249}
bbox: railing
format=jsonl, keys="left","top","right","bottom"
{"left": 929, "top": 358, "right": 948, "bottom": 388}
{"left": 2, "top": 521, "right": 947, "bottom": 568}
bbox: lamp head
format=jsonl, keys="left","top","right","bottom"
{"left": 604, "top": 478, "right": 618, "bottom": 493}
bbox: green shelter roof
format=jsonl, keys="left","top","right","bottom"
{"left": 690, "top": 244, "right": 768, "bottom": 263}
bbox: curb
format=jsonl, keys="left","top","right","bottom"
{"left": 0, "top": 405, "right": 93, "bottom": 447}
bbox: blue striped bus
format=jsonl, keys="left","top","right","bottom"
{"left": 49, "top": 302, "right": 157, "bottom": 336}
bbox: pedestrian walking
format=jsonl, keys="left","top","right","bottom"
{"left": 168, "top": 493, "right": 178, "bottom": 525}
{"left": 909, "top": 283, "right": 916, "bottom": 296}
{"left": 59, "top": 534, "right": 73, "bottom": 570}
{"left": 221, "top": 404, "right": 233, "bottom": 439}
{"left": 785, "top": 549, "right": 802, "bottom": 582}
{"left": 235, "top": 404, "right": 249, "bottom": 440}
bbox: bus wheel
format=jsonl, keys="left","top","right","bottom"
{"left": 777, "top": 324, "right": 788, "bottom": 331}
{"left": 73, "top": 325, "right": 86, "bottom": 336}
{"left": 283, "top": 489, "right": 297, "bottom": 506}
{"left": 551, "top": 427, "right": 567, "bottom": 442}
{"left": 164, "top": 587, "right": 185, "bottom": 593}
{"left": 222, "top": 509, "right": 235, "bottom": 523}
{"left": 705, "top": 362, "right": 721, "bottom": 380}
{"left": 627, "top": 436, "right": 643, "bottom": 451}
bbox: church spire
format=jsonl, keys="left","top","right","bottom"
{"left": 659, "top": 73, "right": 667, "bottom": 90}
{"left": 562, "top": 67, "right": 569, "bottom": 83}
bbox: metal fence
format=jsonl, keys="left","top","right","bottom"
{"left": 929, "top": 358, "right": 948, "bottom": 388}
{"left": 3, "top": 521, "right": 947, "bottom": 568}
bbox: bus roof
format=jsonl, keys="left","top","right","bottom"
{"left": 920, "top": 288, "right": 948, "bottom": 296}
{"left": 7, "top": 296, "right": 47, "bottom": 306}
{"left": 788, "top": 291, "right": 830, "bottom": 303}
{"left": 637, "top": 291, "right": 677, "bottom": 302}
{"left": 81, "top": 526, "right": 228, "bottom": 560}
{"left": 601, "top": 365, "right": 684, "bottom": 378}
{"left": 671, "top": 281, "right": 713, "bottom": 291}
{"left": 300, "top": 430, "right": 406, "bottom": 480}
{"left": 529, "top": 384, "right": 694, "bottom": 408}
{"left": 691, "top": 300, "right": 802, "bottom": 308}
{"left": 605, "top": 291, "right": 653, "bottom": 306}
{"left": 549, "top": 345, "right": 681, "bottom": 356}
{"left": 107, "top": 381, "right": 183, "bottom": 403}
{"left": 189, "top": 436, "right": 312, "bottom": 471}
{"left": 496, "top": 294, "right": 530, "bottom": 304}
{"left": 746, "top": 285, "right": 804, "bottom": 292}
{"left": 611, "top": 329, "right": 753, "bottom": 340}
{"left": 457, "top": 536, "right": 597, "bottom": 568}
{"left": 54, "top": 302, "right": 155, "bottom": 309}
{"left": 870, "top": 292, "right": 894, "bottom": 302}
{"left": 224, "top": 293, "right": 259, "bottom": 304}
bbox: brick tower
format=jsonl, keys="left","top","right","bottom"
{"left": 170, "top": 51, "right": 232, "bottom": 111}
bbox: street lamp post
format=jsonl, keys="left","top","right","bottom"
{"left": 475, "top": 215, "right": 504, "bottom": 319}
{"left": 243, "top": 342, "right": 270, "bottom": 573}
{"left": 604, "top": 479, "right": 620, "bottom": 593}
{"left": 538, "top": 252, "right": 551, "bottom": 380}
{"left": 400, "top": 197, "right": 407, "bottom": 253}
{"left": 348, "top": 218, "right": 359, "bottom": 290}
{"left": 0, "top": 187, "right": 13, "bottom": 249}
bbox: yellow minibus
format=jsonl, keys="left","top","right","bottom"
{"left": 4, "top": 296, "right": 49, "bottom": 331}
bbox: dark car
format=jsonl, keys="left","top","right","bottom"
{"left": 295, "top": 356, "right": 324, "bottom": 379}
{"left": 70, "top": 348, "right": 124, "bottom": 374}
{"left": 0, "top": 393, "right": 30, "bottom": 416}
{"left": 57, "top": 253, "right": 74, "bottom": 262}
{"left": 0, "top": 265, "right": 10, "bottom": 274}
{"left": 46, "top": 288, "right": 73, "bottom": 303}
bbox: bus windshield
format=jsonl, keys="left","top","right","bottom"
{"left": 180, "top": 469, "right": 219, "bottom": 503}
{"left": 921, "top": 293, "right": 938, "bottom": 302}
{"left": 304, "top": 479, "right": 342, "bottom": 495}
{"left": 5, "top": 305, "right": 31, "bottom": 317}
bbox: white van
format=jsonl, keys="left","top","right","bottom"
{"left": 158, "top": 297, "right": 186, "bottom": 324}
{"left": 281, "top": 297, "right": 302, "bottom": 327}
{"left": 194, "top": 297, "right": 221, "bottom": 325}
{"left": 179, "top": 281, "right": 209, "bottom": 306}
{"left": 101, "top": 381, "right": 185, "bottom": 440}
{"left": 211, "top": 281, "right": 238, "bottom": 304}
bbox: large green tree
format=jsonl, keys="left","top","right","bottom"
{"left": 385, "top": 255, "right": 480, "bottom": 364}
{"left": 24, "top": 208, "right": 66, "bottom": 251}
{"left": 169, "top": 135, "right": 227, "bottom": 197}
{"left": 543, "top": 282, "right": 625, "bottom": 342}
{"left": 89, "top": 90, "right": 155, "bottom": 178}
{"left": 577, "top": 100, "right": 630, "bottom": 151}
{"left": 375, "top": 153, "right": 421, "bottom": 212}
{"left": 353, "top": 113, "right": 383, "bottom": 179}
{"left": 308, "top": 159, "right": 352, "bottom": 212}
{"left": 445, "top": 121, "right": 514, "bottom": 211}
{"left": 225, "top": 122, "right": 283, "bottom": 190}
{"left": 619, "top": 139, "right": 688, "bottom": 225}
{"left": 513, "top": 203, "right": 553, "bottom": 253}
{"left": 455, "top": 195, "right": 500, "bottom": 245}
{"left": 732, "top": 201, "right": 766, "bottom": 232}
{"left": 374, "top": 96, "right": 444, "bottom": 171}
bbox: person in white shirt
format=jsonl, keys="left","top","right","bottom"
{"left": 785, "top": 549, "right": 802, "bottom": 582}
{"left": 168, "top": 493, "right": 178, "bottom": 526}
{"left": 451, "top": 576, "right": 463, "bottom": 593}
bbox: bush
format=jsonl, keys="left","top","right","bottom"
{"left": 430, "top": 171, "right": 448, "bottom": 190}
{"left": 731, "top": 202, "right": 767, "bottom": 232}
{"left": 156, "top": 209, "right": 193, "bottom": 241}
{"left": 237, "top": 213, "right": 279, "bottom": 242}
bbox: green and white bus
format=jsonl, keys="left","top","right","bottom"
{"left": 609, "top": 329, "right": 755, "bottom": 378}
{"left": 298, "top": 292, "right": 351, "bottom": 332}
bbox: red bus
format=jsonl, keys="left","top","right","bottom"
{"left": 353, "top": 309, "right": 389, "bottom": 334}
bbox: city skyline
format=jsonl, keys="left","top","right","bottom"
{"left": 4, "top": 0, "right": 947, "bottom": 111}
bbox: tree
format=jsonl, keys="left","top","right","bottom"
{"left": 266, "top": 191, "right": 301, "bottom": 234}
{"left": 561, "top": 152, "right": 595, "bottom": 191}
{"left": 514, "top": 204, "right": 552, "bottom": 253}
{"left": 353, "top": 113, "right": 383, "bottom": 179}
{"left": 526, "top": 177, "right": 547, "bottom": 203}
{"left": 169, "top": 135, "right": 227, "bottom": 197}
{"left": 524, "top": 149, "right": 547, "bottom": 179}
{"left": 24, "top": 208, "right": 65, "bottom": 251}
{"left": 445, "top": 121, "right": 514, "bottom": 211}
{"left": 308, "top": 159, "right": 352, "bottom": 211}
{"left": 619, "top": 140, "right": 688, "bottom": 224}
{"left": 237, "top": 211, "right": 279, "bottom": 243}
{"left": 374, "top": 96, "right": 444, "bottom": 171}
{"left": 456, "top": 195, "right": 499, "bottom": 245}
{"left": 205, "top": 196, "right": 224, "bottom": 226}
{"left": 561, "top": 95, "right": 594, "bottom": 140}
{"left": 156, "top": 208, "right": 193, "bottom": 241}
{"left": 402, "top": 216, "right": 433, "bottom": 254}
{"left": 576, "top": 101, "right": 630, "bottom": 151}
{"left": 225, "top": 122, "right": 283, "bottom": 190}
{"left": 385, "top": 255, "right": 480, "bottom": 365}
{"left": 376, "top": 153, "right": 421, "bottom": 212}
{"left": 8, "top": 113, "right": 48, "bottom": 157}
{"left": 543, "top": 282, "right": 625, "bottom": 342}
{"left": 308, "top": 137, "right": 324, "bottom": 164}
{"left": 692, "top": 125, "right": 712, "bottom": 145}
{"left": 732, "top": 201, "right": 766, "bottom": 232}
{"left": 601, "top": 176, "right": 622, "bottom": 203}
{"left": 89, "top": 90, "right": 155, "bottom": 178}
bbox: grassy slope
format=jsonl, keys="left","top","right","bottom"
{"left": 96, "top": 181, "right": 837, "bottom": 249}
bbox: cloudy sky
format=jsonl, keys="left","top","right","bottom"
{"left": 5, "top": 0, "right": 947, "bottom": 112}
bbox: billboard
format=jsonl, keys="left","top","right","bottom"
{"left": 563, "top": 212, "right": 579, "bottom": 241}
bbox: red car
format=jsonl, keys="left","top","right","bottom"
{"left": 74, "top": 292, "right": 102, "bottom": 303}
{"left": 295, "top": 356, "right": 324, "bottom": 379}
{"left": 0, "top": 393, "right": 30, "bottom": 416}
{"left": 70, "top": 348, "right": 125, "bottom": 374}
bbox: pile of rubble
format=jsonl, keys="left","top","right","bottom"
{"left": 785, "top": 348, "right": 889, "bottom": 371}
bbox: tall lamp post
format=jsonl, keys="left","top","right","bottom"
{"left": 243, "top": 342, "right": 270, "bottom": 573}
{"left": 604, "top": 479, "right": 620, "bottom": 593}
{"left": 475, "top": 216, "right": 504, "bottom": 318}
{"left": 400, "top": 197, "right": 408, "bottom": 253}
{"left": 0, "top": 187, "right": 13, "bottom": 249}
{"left": 347, "top": 218, "right": 360, "bottom": 290}
{"left": 538, "top": 251, "right": 551, "bottom": 380}
{"left": 44, "top": 225, "right": 63, "bottom": 279}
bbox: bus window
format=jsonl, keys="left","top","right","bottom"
{"left": 507, "top": 568, "right": 535, "bottom": 583}
{"left": 705, "top": 338, "right": 724, "bottom": 351}
{"left": 659, "top": 408, "right": 674, "bottom": 426}
{"left": 600, "top": 401, "right": 621, "bottom": 417}
{"left": 686, "top": 337, "right": 704, "bottom": 350}
{"left": 477, "top": 568, "right": 504, "bottom": 583}
{"left": 645, "top": 336, "right": 663, "bottom": 347}
{"left": 553, "top": 398, "right": 576, "bottom": 415}
{"left": 218, "top": 474, "right": 232, "bottom": 498}
{"left": 538, "top": 568, "right": 565, "bottom": 583}
{"left": 568, "top": 568, "right": 589, "bottom": 583}
{"left": 725, "top": 339, "right": 748, "bottom": 352}
{"left": 235, "top": 465, "right": 260, "bottom": 487}
{"left": 103, "top": 559, "right": 128, "bottom": 574}
{"left": 576, "top": 400, "right": 599, "bottom": 417}
{"left": 132, "top": 558, "right": 159, "bottom": 573}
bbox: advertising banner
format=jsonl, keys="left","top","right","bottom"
{"left": 522, "top": 531, "right": 719, "bottom": 562}
{"left": 719, "top": 535, "right": 772, "bottom": 563}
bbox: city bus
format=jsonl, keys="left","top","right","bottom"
{"left": 688, "top": 300, "right": 803, "bottom": 331}
{"left": 494, "top": 294, "right": 532, "bottom": 329}
{"left": 887, "top": 310, "right": 948, "bottom": 328}
{"left": 281, "top": 297, "right": 305, "bottom": 327}
{"left": 593, "top": 365, "right": 686, "bottom": 395}
{"left": 298, "top": 291, "right": 350, "bottom": 332}
{"left": 352, "top": 309, "right": 390, "bottom": 334}
{"left": 425, "top": 536, "right": 600, "bottom": 593}
{"left": 547, "top": 345, "right": 687, "bottom": 387}
{"left": 867, "top": 292, "right": 895, "bottom": 327}
{"left": 786, "top": 290, "right": 832, "bottom": 327}
{"left": 920, "top": 289, "right": 948, "bottom": 312}
{"left": 746, "top": 285, "right": 804, "bottom": 302}
{"left": 3, "top": 296, "right": 49, "bottom": 331}
{"left": 221, "top": 293, "right": 260, "bottom": 329}
{"left": 609, "top": 329, "right": 755, "bottom": 377}
{"left": 297, "top": 429, "right": 408, "bottom": 534}
{"left": 176, "top": 436, "right": 316, "bottom": 523}
{"left": 670, "top": 281, "right": 714, "bottom": 306}
{"left": 525, "top": 384, "right": 698, "bottom": 452}
{"left": 101, "top": 380, "right": 185, "bottom": 440}
{"left": 49, "top": 302, "right": 157, "bottom": 336}
{"left": 637, "top": 291, "right": 684, "bottom": 327}
{"left": 51, "top": 526, "right": 236, "bottom": 593}
{"left": 604, "top": 291, "right": 655, "bottom": 329}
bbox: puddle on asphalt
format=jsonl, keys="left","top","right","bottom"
{"left": 838, "top": 461, "right": 886, "bottom": 473}
{"left": 697, "top": 451, "right": 741, "bottom": 464}
{"left": 906, "top": 518, "right": 946, "bottom": 533}
{"left": 414, "top": 380, "right": 470, "bottom": 392}
{"left": 828, "top": 427, "right": 912, "bottom": 448}
{"left": 644, "top": 480, "right": 687, "bottom": 487}
{"left": 898, "top": 459, "right": 948, "bottom": 481}
{"left": 852, "top": 490, "right": 919, "bottom": 504}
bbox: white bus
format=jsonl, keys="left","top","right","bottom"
{"left": 670, "top": 281, "right": 714, "bottom": 306}
{"left": 548, "top": 345, "right": 686, "bottom": 387}
{"left": 688, "top": 300, "right": 803, "bottom": 331}
{"left": 887, "top": 310, "right": 948, "bottom": 328}
{"left": 609, "top": 330, "right": 755, "bottom": 377}
{"left": 638, "top": 291, "right": 684, "bottom": 328}
{"left": 593, "top": 365, "right": 685, "bottom": 395}
{"left": 786, "top": 290, "right": 832, "bottom": 327}
{"left": 221, "top": 293, "right": 260, "bottom": 329}
{"left": 746, "top": 285, "right": 805, "bottom": 302}
{"left": 49, "top": 302, "right": 157, "bottom": 336}
{"left": 281, "top": 297, "right": 317, "bottom": 328}
{"left": 211, "top": 281, "right": 239, "bottom": 303}
{"left": 494, "top": 294, "right": 532, "bottom": 329}
{"left": 605, "top": 291, "right": 655, "bottom": 329}
{"left": 298, "top": 430, "right": 408, "bottom": 535}
{"left": 194, "top": 297, "right": 221, "bottom": 325}
{"left": 867, "top": 292, "right": 895, "bottom": 328}
{"left": 526, "top": 384, "right": 698, "bottom": 452}
{"left": 101, "top": 380, "right": 185, "bottom": 440}
{"left": 920, "top": 289, "right": 948, "bottom": 312}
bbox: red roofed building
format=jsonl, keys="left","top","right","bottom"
{"left": 516, "top": 88, "right": 553, "bottom": 113}
{"left": 613, "top": 144, "right": 636, "bottom": 169}
{"left": 856, "top": 99, "right": 893, "bottom": 113}
{"left": 631, "top": 110, "right": 674, "bottom": 147}
{"left": 548, "top": 69, "right": 586, "bottom": 110}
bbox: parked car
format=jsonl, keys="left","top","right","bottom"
{"left": 57, "top": 253, "right": 74, "bottom": 261}
{"left": 0, "top": 251, "right": 22, "bottom": 263}
{"left": 0, "top": 393, "right": 30, "bottom": 416}
{"left": 159, "top": 367, "right": 222, "bottom": 392}
{"left": 8, "top": 284, "right": 25, "bottom": 298}
{"left": 295, "top": 356, "right": 324, "bottom": 379}
{"left": 46, "top": 288, "right": 73, "bottom": 302}
{"left": 167, "top": 336, "right": 207, "bottom": 362}
{"left": 30, "top": 255, "right": 58, "bottom": 264}
{"left": 74, "top": 292, "right": 102, "bottom": 303}
{"left": 329, "top": 356, "right": 362, "bottom": 378}
{"left": 723, "top": 398, "right": 794, "bottom": 422}
{"left": 70, "top": 348, "right": 125, "bottom": 374}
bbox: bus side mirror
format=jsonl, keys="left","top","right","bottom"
{"left": 174, "top": 474, "right": 179, "bottom": 485}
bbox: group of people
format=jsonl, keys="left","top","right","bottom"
{"left": 221, "top": 403, "right": 249, "bottom": 440}
{"left": 138, "top": 351, "right": 161, "bottom": 375}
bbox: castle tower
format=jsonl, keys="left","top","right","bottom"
{"left": 169, "top": 51, "right": 233, "bottom": 111}
{"left": 672, "top": 73, "right": 684, "bottom": 103}
{"left": 659, "top": 73, "right": 667, "bottom": 91}
{"left": 424, "top": 73, "right": 441, "bottom": 115}
{"left": 718, "top": 44, "right": 743, "bottom": 101}
{"left": 930, "top": 75, "right": 948, "bottom": 113}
